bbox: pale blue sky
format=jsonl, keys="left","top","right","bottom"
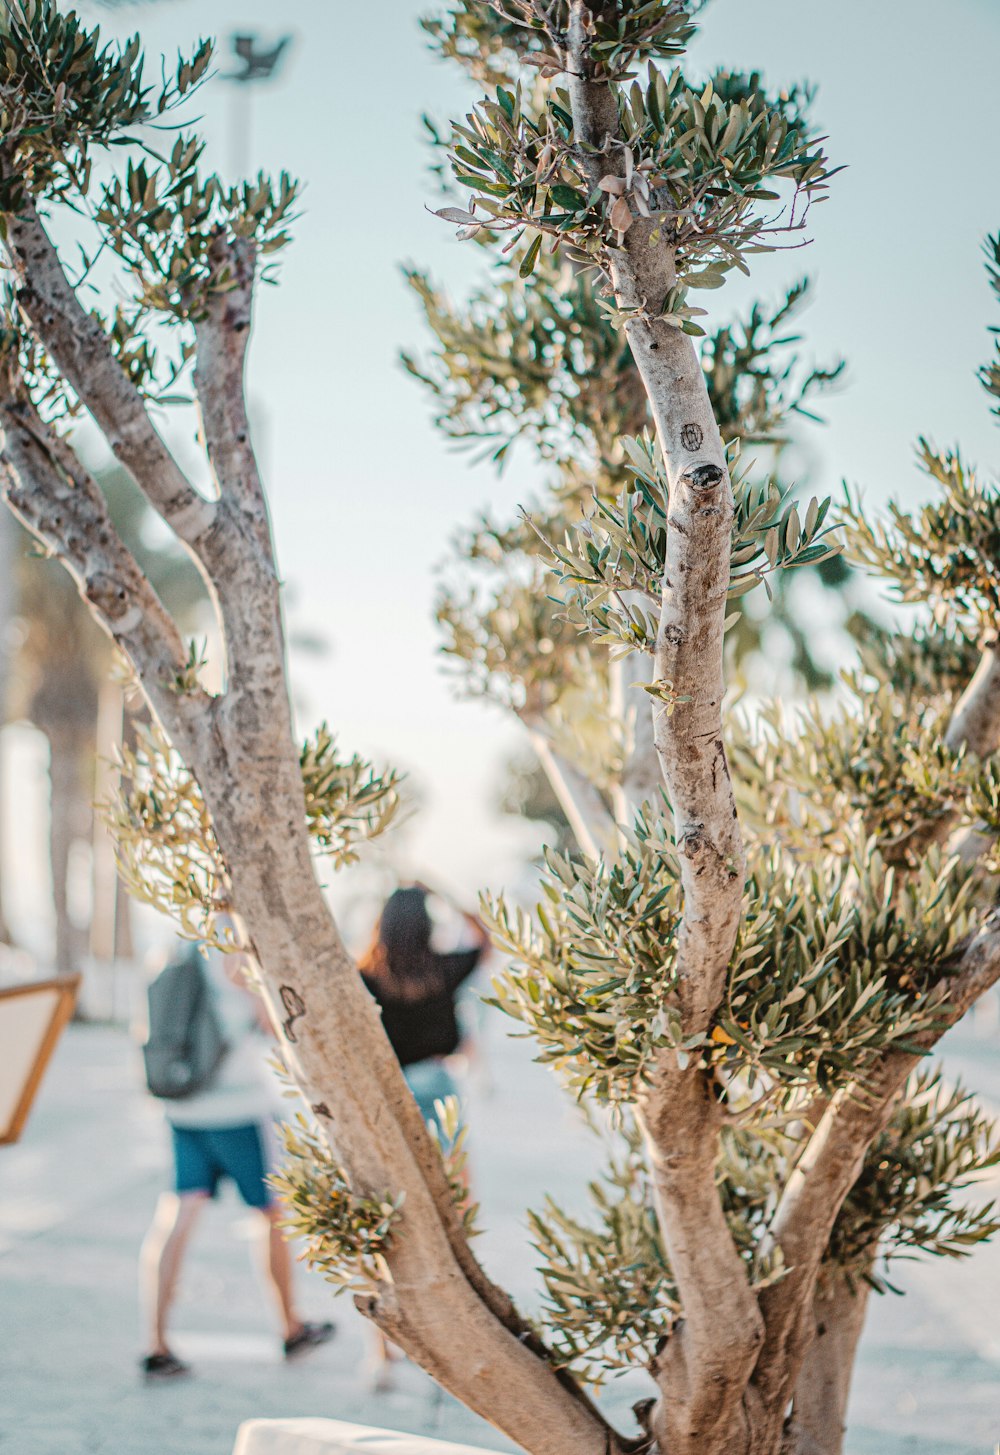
{"left": 81, "top": 0, "right": 1000, "bottom": 898}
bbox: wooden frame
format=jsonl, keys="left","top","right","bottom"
{"left": 0, "top": 975, "right": 80, "bottom": 1146}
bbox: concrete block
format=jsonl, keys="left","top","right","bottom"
{"left": 233, "top": 1419, "right": 504, "bottom": 1455}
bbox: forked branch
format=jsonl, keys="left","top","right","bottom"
{"left": 3, "top": 194, "right": 217, "bottom": 548}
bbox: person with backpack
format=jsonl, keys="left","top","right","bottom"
{"left": 138, "top": 932, "right": 333, "bottom": 1381}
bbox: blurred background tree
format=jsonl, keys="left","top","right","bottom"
{"left": 5, "top": 466, "right": 207, "bottom": 980}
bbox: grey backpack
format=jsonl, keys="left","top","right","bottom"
{"left": 143, "top": 946, "right": 228, "bottom": 1099}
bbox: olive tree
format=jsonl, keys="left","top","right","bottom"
{"left": 1, "top": 6, "right": 999, "bottom": 1455}
{"left": 415, "top": 4, "right": 1000, "bottom": 1452}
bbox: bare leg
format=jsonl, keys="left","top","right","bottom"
{"left": 366, "top": 1325, "right": 403, "bottom": 1392}
{"left": 257, "top": 1204, "right": 303, "bottom": 1342}
{"left": 140, "top": 1192, "right": 205, "bottom": 1355}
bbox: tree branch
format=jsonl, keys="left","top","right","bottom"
{"left": 0, "top": 377, "right": 208, "bottom": 734}
{"left": 192, "top": 233, "right": 271, "bottom": 553}
{"left": 522, "top": 713, "right": 619, "bottom": 858}
{"left": 947, "top": 640, "right": 1000, "bottom": 756}
{"left": 565, "top": 13, "right": 758, "bottom": 1447}
{"left": 3, "top": 194, "right": 217, "bottom": 546}
{"left": 567, "top": 3, "right": 743, "bottom": 1033}
{"left": 786, "top": 1270, "right": 872, "bottom": 1455}
{"left": 754, "top": 913, "right": 1000, "bottom": 1416}
{"left": 642, "top": 1067, "right": 764, "bottom": 1451}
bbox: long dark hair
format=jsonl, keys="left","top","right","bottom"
{"left": 359, "top": 886, "right": 443, "bottom": 1002}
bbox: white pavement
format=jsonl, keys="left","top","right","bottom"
{"left": 1, "top": 998, "right": 999, "bottom": 1455}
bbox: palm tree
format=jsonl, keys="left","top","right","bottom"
{"left": 9, "top": 464, "right": 207, "bottom": 978}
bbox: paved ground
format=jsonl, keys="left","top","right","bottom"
{"left": 1, "top": 999, "right": 999, "bottom": 1455}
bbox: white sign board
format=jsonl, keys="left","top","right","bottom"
{"left": 233, "top": 1420, "right": 505, "bottom": 1455}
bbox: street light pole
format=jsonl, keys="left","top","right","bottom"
{"left": 221, "top": 31, "right": 294, "bottom": 179}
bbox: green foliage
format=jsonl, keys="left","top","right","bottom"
{"left": 407, "top": 262, "right": 841, "bottom": 490}
{"left": 489, "top": 795, "right": 979, "bottom": 1108}
{"left": 0, "top": 0, "right": 211, "bottom": 211}
{"left": 272, "top": 1115, "right": 402, "bottom": 1292}
{"left": 404, "top": 257, "right": 642, "bottom": 484}
{"left": 843, "top": 443, "right": 1000, "bottom": 637}
{"left": 830, "top": 1071, "right": 1000, "bottom": 1289}
{"left": 702, "top": 279, "right": 844, "bottom": 443}
{"left": 528, "top": 1121, "right": 678, "bottom": 1379}
{"left": 105, "top": 721, "right": 228, "bottom": 942}
{"left": 0, "top": 3, "right": 299, "bottom": 405}
{"left": 300, "top": 725, "right": 401, "bottom": 868}
{"left": 734, "top": 680, "right": 969, "bottom": 861}
{"left": 486, "top": 802, "right": 683, "bottom": 1101}
{"left": 428, "top": 1095, "right": 482, "bottom": 1239}
{"left": 711, "top": 840, "right": 978, "bottom": 1099}
{"left": 978, "top": 232, "right": 1000, "bottom": 419}
{"left": 855, "top": 620, "right": 981, "bottom": 704}
{"left": 546, "top": 436, "right": 840, "bottom": 655}
{"left": 96, "top": 137, "right": 299, "bottom": 321}
{"left": 422, "top": 1, "right": 547, "bottom": 86}
{"left": 529, "top": 1116, "right": 787, "bottom": 1384}
{"left": 105, "top": 721, "right": 399, "bottom": 938}
{"left": 530, "top": 1065, "right": 1000, "bottom": 1383}
{"left": 438, "top": 64, "right": 833, "bottom": 292}
{"left": 0, "top": 285, "right": 79, "bottom": 421}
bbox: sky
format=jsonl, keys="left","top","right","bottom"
{"left": 14, "top": 0, "right": 998, "bottom": 918}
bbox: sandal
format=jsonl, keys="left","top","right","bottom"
{"left": 141, "top": 1351, "right": 191, "bottom": 1381}
{"left": 283, "top": 1321, "right": 336, "bottom": 1359}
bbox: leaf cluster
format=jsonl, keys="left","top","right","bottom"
{"left": 439, "top": 64, "right": 833, "bottom": 290}
{"left": 0, "top": 1, "right": 210, "bottom": 211}
{"left": 484, "top": 0, "right": 696, "bottom": 81}
{"left": 528, "top": 1122, "right": 677, "bottom": 1380}
{"left": 409, "top": 262, "right": 839, "bottom": 498}
{"left": 300, "top": 724, "right": 401, "bottom": 868}
{"left": 843, "top": 444, "right": 1000, "bottom": 637}
{"left": 854, "top": 620, "right": 981, "bottom": 705}
{"left": 546, "top": 435, "right": 839, "bottom": 655}
{"left": 485, "top": 803, "right": 683, "bottom": 1101}
{"left": 978, "top": 232, "right": 1000, "bottom": 419}
{"left": 103, "top": 720, "right": 228, "bottom": 942}
{"left": 710, "top": 841, "right": 979, "bottom": 1100}
{"left": 272, "top": 1114, "right": 403, "bottom": 1292}
{"left": 733, "top": 679, "right": 969, "bottom": 861}
{"left": 829, "top": 1071, "right": 1000, "bottom": 1287}
{"left": 0, "top": 284, "right": 80, "bottom": 422}
{"left": 96, "top": 136, "right": 299, "bottom": 321}
{"left": 528, "top": 1116, "right": 786, "bottom": 1383}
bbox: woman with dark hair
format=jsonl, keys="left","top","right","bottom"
{"left": 359, "top": 884, "right": 488, "bottom": 1390}
{"left": 359, "top": 884, "right": 489, "bottom": 1133}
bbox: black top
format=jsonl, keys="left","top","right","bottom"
{"left": 363, "top": 948, "right": 482, "bottom": 1068}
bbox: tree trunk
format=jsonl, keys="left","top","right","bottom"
{"left": 0, "top": 507, "right": 14, "bottom": 944}
{"left": 203, "top": 751, "right": 614, "bottom": 1455}
{"left": 784, "top": 1274, "right": 871, "bottom": 1455}
{"left": 89, "top": 680, "right": 133, "bottom": 966}
{"left": 46, "top": 723, "right": 89, "bottom": 978}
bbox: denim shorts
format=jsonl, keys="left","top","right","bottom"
{"left": 170, "top": 1122, "right": 274, "bottom": 1208}
{"left": 404, "top": 1059, "right": 460, "bottom": 1139}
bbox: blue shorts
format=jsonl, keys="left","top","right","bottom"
{"left": 170, "top": 1122, "right": 274, "bottom": 1209}
{"left": 404, "top": 1060, "right": 460, "bottom": 1141}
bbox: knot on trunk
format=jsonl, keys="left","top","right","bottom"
{"left": 679, "top": 824, "right": 706, "bottom": 859}
{"left": 85, "top": 570, "right": 132, "bottom": 622}
{"left": 680, "top": 462, "right": 725, "bottom": 492}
